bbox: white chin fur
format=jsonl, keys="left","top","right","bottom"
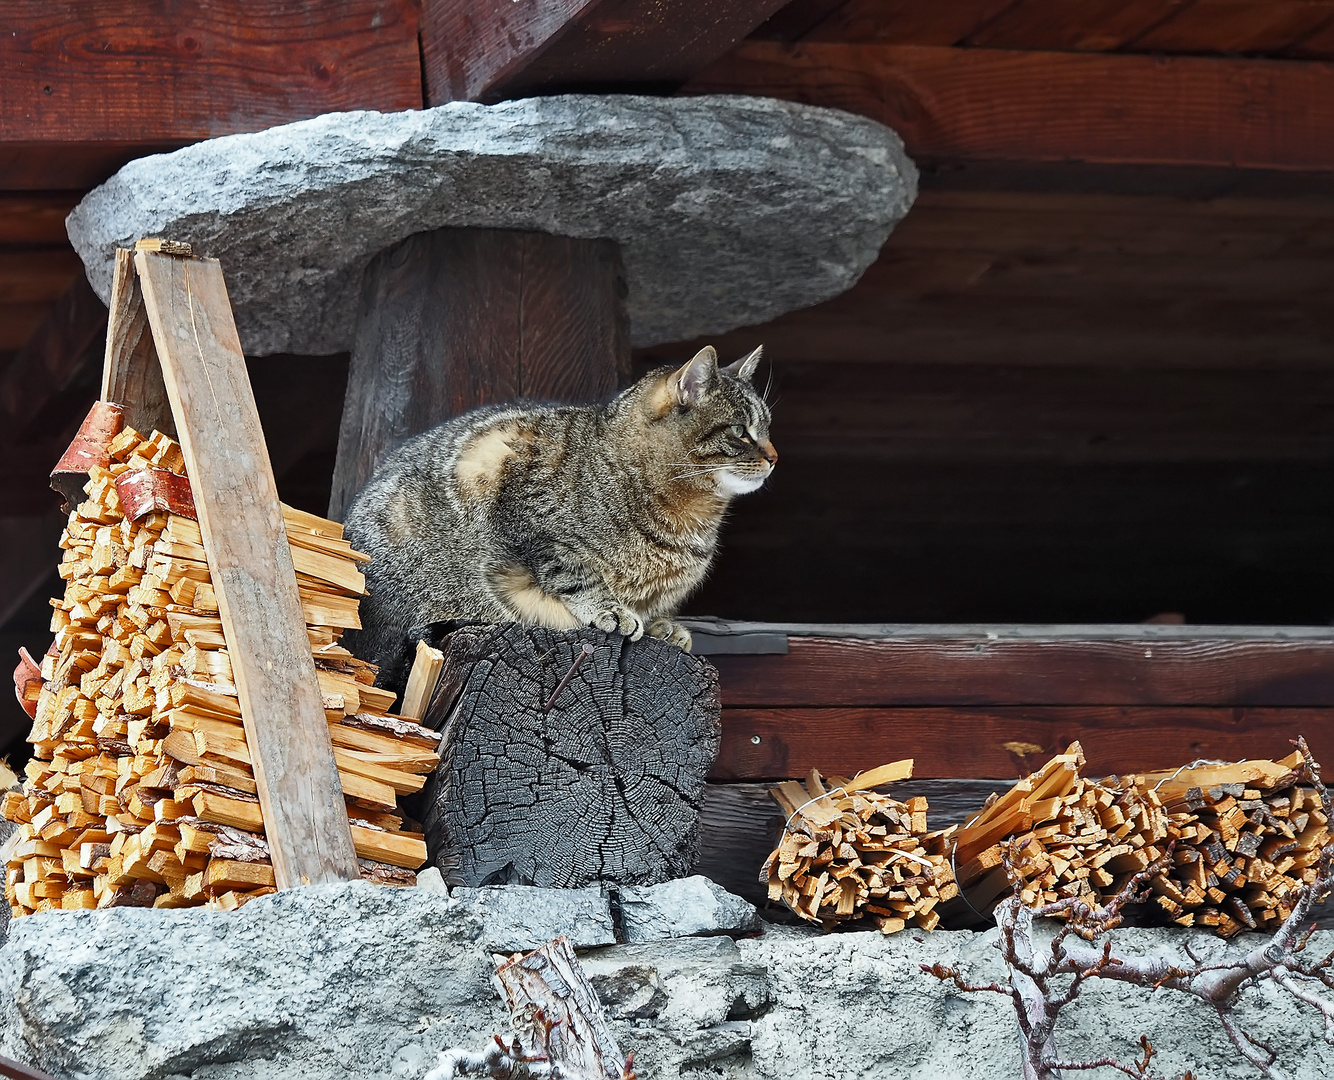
{"left": 715, "top": 467, "right": 769, "bottom": 496}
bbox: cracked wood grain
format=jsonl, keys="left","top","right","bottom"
{"left": 422, "top": 624, "right": 719, "bottom": 887}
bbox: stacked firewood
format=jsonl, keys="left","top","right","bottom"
{"left": 1126, "top": 753, "right": 1328, "bottom": 936}
{"left": 761, "top": 760, "right": 959, "bottom": 933}
{"left": 941, "top": 743, "right": 1170, "bottom": 924}
{"left": 3, "top": 426, "right": 439, "bottom": 916}
{"left": 942, "top": 744, "right": 1328, "bottom": 937}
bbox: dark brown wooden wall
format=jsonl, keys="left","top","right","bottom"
{"left": 636, "top": 173, "right": 1334, "bottom": 628}
{"left": 6, "top": 0, "right": 1334, "bottom": 768}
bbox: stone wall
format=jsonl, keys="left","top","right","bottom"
{"left": 0, "top": 816, "right": 16, "bottom": 948}
{"left": 1, "top": 880, "right": 1330, "bottom": 1079}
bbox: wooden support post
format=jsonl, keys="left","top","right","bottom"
{"left": 328, "top": 227, "right": 630, "bottom": 519}
{"left": 134, "top": 250, "right": 359, "bottom": 889}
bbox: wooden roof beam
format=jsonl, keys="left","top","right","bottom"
{"left": 0, "top": 1, "right": 423, "bottom": 190}
{"left": 686, "top": 43, "right": 1334, "bottom": 172}
{"left": 422, "top": 0, "right": 794, "bottom": 103}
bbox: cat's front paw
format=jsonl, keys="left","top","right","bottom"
{"left": 647, "top": 617, "right": 693, "bottom": 651}
{"left": 592, "top": 603, "right": 645, "bottom": 641}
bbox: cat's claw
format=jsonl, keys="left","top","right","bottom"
{"left": 593, "top": 604, "right": 645, "bottom": 641}
{"left": 647, "top": 617, "right": 693, "bottom": 651}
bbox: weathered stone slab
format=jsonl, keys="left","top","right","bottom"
{"left": 618, "top": 875, "right": 760, "bottom": 942}
{"left": 3, "top": 881, "right": 1332, "bottom": 1080}
{"left": 0, "top": 817, "right": 16, "bottom": 947}
{"left": 0, "top": 882, "right": 501, "bottom": 1080}
{"left": 66, "top": 94, "right": 917, "bottom": 355}
{"left": 451, "top": 884, "right": 617, "bottom": 952}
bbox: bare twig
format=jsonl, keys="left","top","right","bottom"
{"left": 926, "top": 741, "right": 1334, "bottom": 1079}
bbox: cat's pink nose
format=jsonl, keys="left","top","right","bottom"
{"left": 761, "top": 442, "right": 778, "bottom": 466}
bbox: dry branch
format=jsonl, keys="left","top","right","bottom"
{"left": 426, "top": 937, "right": 634, "bottom": 1080}
{"left": 925, "top": 737, "right": 1334, "bottom": 1080}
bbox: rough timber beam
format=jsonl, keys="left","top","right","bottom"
{"left": 685, "top": 43, "right": 1334, "bottom": 171}
{"left": 421, "top": 0, "right": 793, "bottom": 103}
{"left": 0, "top": 1, "right": 423, "bottom": 189}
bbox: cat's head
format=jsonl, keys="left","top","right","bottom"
{"left": 637, "top": 345, "right": 777, "bottom": 498}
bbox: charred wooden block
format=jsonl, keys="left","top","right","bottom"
{"left": 420, "top": 624, "right": 720, "bottom": 888}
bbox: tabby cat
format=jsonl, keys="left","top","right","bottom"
{"left": 343, "top": 345, "right": 776, "bottom": 686}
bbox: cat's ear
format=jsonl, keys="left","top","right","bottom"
{"left": 673, "top": 346, "right": 719, "bottom": 407}
{"left": 722, "top": 345, "right": 763, "bottom": 383}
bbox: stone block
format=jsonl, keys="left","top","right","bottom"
{"left": 617, "top": 875, "right": 760, "bottom": 942}
{"left": 450, "top": 884, "right": 617, "bottom": 952}
{"left": 2, "top": 881, "right": 1332, "bottom": 1080}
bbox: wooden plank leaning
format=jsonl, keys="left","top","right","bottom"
{"left": 132, "top": 249, "right": 359, "bottom": 888}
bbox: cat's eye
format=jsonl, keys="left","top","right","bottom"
{"left": 729, "top": 424, "right": 748, "bottom": 440}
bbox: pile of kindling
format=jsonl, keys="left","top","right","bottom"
{"left": 761, "top": 759, "right": 958, "bottom": 933}
{"left": 762, "top": 743, "right": 1329, "bottom": 939}
{"left": 3, "top": 427, "right": 438, "bottom": 916}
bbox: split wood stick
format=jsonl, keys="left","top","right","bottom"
{"left": 134, "top": 251, "right": 358, "bottom": 888}
{"left": 400, "top": 640, "right": 445, "bottom": 722}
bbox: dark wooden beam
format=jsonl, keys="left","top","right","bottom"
{"left": 0, "top": 1, "right": 422, "bottom": 189}
{"left": 711, "top": 635, "right": 1334, "bottom": 709}
{"left": 0, "top": 273, "right": 107, "bottom": 447}
{"left": 421, "top": 0, "right": 792, "bottom": 103}
{"left": 0, "top": 193, "right": 81, "bottom": 243}
{"left": 713, "top": 704, "right": 1334, "bottom": 781}
{"left": 703, "top": 630, "right": 1334, "bottom": 780}
{"left": 684, "top": 43, "right": 1334, "bottom": 171}
{"left": 330, "top": 228, "right": 629, "bottom": 519}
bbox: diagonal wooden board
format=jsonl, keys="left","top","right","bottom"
{"left": 133, "top": 250, "right": 359, "bottom": 887}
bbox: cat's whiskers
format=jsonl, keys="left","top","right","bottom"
{"left": 670, "top": 465, "right": 732, "bottom": 482}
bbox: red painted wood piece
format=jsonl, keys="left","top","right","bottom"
{"left": 114, "top": 467, "right": 197, "bottom": 521}
{"left": 49, "top": 400, "right": 124, "bottom": 511}
{"left": 684, "top": 43, "right": 1334, "bottom": 171}
{"left": 712, "top": 704, "right": 1334, "bottom": 782}
{"left": 50, "top": 400, "right": 123, "bottom": 478}
{"left": 12, "top": 647, "right": 41, "bottom": 721}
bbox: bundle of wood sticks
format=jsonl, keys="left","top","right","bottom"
{"left": 942, "top": 744, "right": 1329, "bottom": 936}
{"left": 1128, "top": 753, "right": 1327, "bottom": 935}
{"left": 763, "top": 743, "right": 1329, "bottom": 939}
{"left": 761, "top": 759, "right": 959, "bottom": 932}
{"left": 3, "top": 427, "right": 439, "bottom": 916}
{"left": 941, "top": 743, "right": 1171, "bottom": 925}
